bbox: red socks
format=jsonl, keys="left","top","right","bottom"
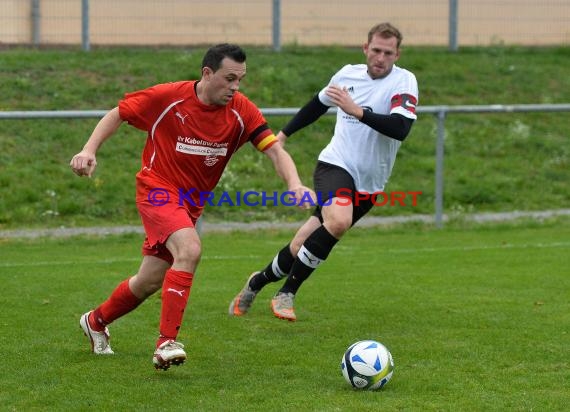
{"left": 88, "top": 270, "right": 194, "bottom": 348}
{"left": 90, "top": 278, "right": 142, "bottom": 331}
{"left": 157, "top": 269, "right": 194, "bottom": 347}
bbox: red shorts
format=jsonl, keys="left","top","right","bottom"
{"left": 136, "top": 176, "right": 202, "bottom": 264}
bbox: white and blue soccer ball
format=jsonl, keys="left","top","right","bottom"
{"left": 341, "top": 340, "right": 394, "bottom": 390}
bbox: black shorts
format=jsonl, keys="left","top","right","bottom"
{"left": 312, "top": 161, "right": 375, "bottom": 225}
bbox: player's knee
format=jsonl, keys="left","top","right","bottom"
{"left": 325, "top": 217, "right": 351, "bottom": 238}
{"left": 289, "top": 238, "right": 303, "bottom": 256}
{"left": 172, "top": 239, "right": 201, "bottom": 268}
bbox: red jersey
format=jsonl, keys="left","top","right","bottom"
{"left": 119, "top": 80, "right": 276, "bottom": 208}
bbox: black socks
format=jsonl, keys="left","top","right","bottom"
{"left": 249, "top": 225, "right": 339, "bottom": 295}
{"left": 249, "top": 244, "right": 294, "bottom": 291}
{"left": 279, "top": 226, "right": 338, "bottom": 295}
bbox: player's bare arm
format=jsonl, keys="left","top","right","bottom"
{"left": 263, "top": 143, "right": 316, "bottom": 209}
{"left": 70, "top": 107, "right": 123, "bottom": 177}
{"left": 276, "top": 131, "right": 288, "bottom": 146}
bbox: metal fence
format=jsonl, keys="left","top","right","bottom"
{"left": 2, "top": 103, "right": 570, "bottom": 227}
{"left": 1, "top": 0, "right": 569, "bottom": 51}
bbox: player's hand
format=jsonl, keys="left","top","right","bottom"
{"left": 276, "top": 131, "right": 288, "bottom": 146}
{"left": 325, "top": 85, "right": 363, "bottom": 119}
{"left": 290, "top": 185, "right": 317, "bottom": 210}
{"left": 70, "top": 151, "right": 98, "bottom": 177}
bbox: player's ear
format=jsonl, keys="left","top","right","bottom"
{"left": 201, "top": 66, "right": 213, "bottom": 80}
{"left": 394, "top": 48, "right": 401, "bottom": 61}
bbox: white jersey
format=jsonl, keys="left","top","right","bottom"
{"left": 317, "top": 64, "right": 418, "bottom": 193}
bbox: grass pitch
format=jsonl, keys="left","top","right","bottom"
{"left": 1, "top": 218, "right": 569, "bottom": 411}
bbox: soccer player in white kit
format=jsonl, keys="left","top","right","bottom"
{"left": 229, "top": 22, "right": 419, "bottom": 321}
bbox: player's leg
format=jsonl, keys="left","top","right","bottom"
{"left": 80, "top": 254, "right": 170, "bottom": 355}
{"left": 133, "top": 187, "right": 200, "bottom": 369}
{"left": 272, "top": 182, "right": 378, "bottom": 320}
{"left": 271, "top": 199, "right": 349, "bottom": 321}
{"left": 272, "top": 193, "right": 377, "bottom": 321}
{"left": 228, "top": 213, "right": 322, "bottom": 317}
{"left": 129, "top": 254, "right": 172, "bottom": 298}
{"left": 153, "top": 226, "right": 200, "bottom": 370}
{"left": 271, "top": 162, "right": 358, "bottom": 321}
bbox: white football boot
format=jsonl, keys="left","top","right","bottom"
{"left": 80, "top": 311, "right": 114, "bottom": 355}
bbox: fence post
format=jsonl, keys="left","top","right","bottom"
{"left": 31, "top": 0, "right": 40, "bottom": 46}
{"left": 435, "top": 110, "right": 446, "bottom": 227}
{"left": 82, "top": 0, "right": 90, "bottom": 51}
{"left": 449, "top": 0, "right": 458, "bottom": 52}
{"left": 272, "top": 0, "right": 281, "bottom": 52}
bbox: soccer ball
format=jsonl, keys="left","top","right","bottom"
{"left": 340, "top": 340, "right": 394, "bottom": 390}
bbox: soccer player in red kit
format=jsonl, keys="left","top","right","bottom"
{"left": 70, "top": 43, "right": 314, "bottom": 370}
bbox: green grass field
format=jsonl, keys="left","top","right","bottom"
{"left": 2, "top": 218, "right": 569, "bottom": 411}
{"left": 1, "top": 43, "right": 569, "bottom": 411}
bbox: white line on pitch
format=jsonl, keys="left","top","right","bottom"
{"left": 0, "top": 254, "right": 262, "bottom": 268}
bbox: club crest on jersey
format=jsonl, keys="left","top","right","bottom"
{"left": 204, "top": 155, "right": 219, "bottom": 166}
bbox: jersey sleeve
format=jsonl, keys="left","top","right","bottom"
{"left": 119, "top": 82, "right": 190, "bottom": 131}
{"left": 236, "top": 94, "right": 278, "bottom": 152}
{"left": 389, "top": 71, "right": 419, "bottom": 120}
{"left": 317, "top": 65, "right": 350, "bottom": 106}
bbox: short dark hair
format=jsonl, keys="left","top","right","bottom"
{"left": 201, "top": 43, "right": 246, "bottom": 72}
{"left": 368, "top": 22, "right": 403, "bottom": 48}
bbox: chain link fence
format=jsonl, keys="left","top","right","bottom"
{"left": 1, "top": 0, "right": 569, "bottom": 50}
